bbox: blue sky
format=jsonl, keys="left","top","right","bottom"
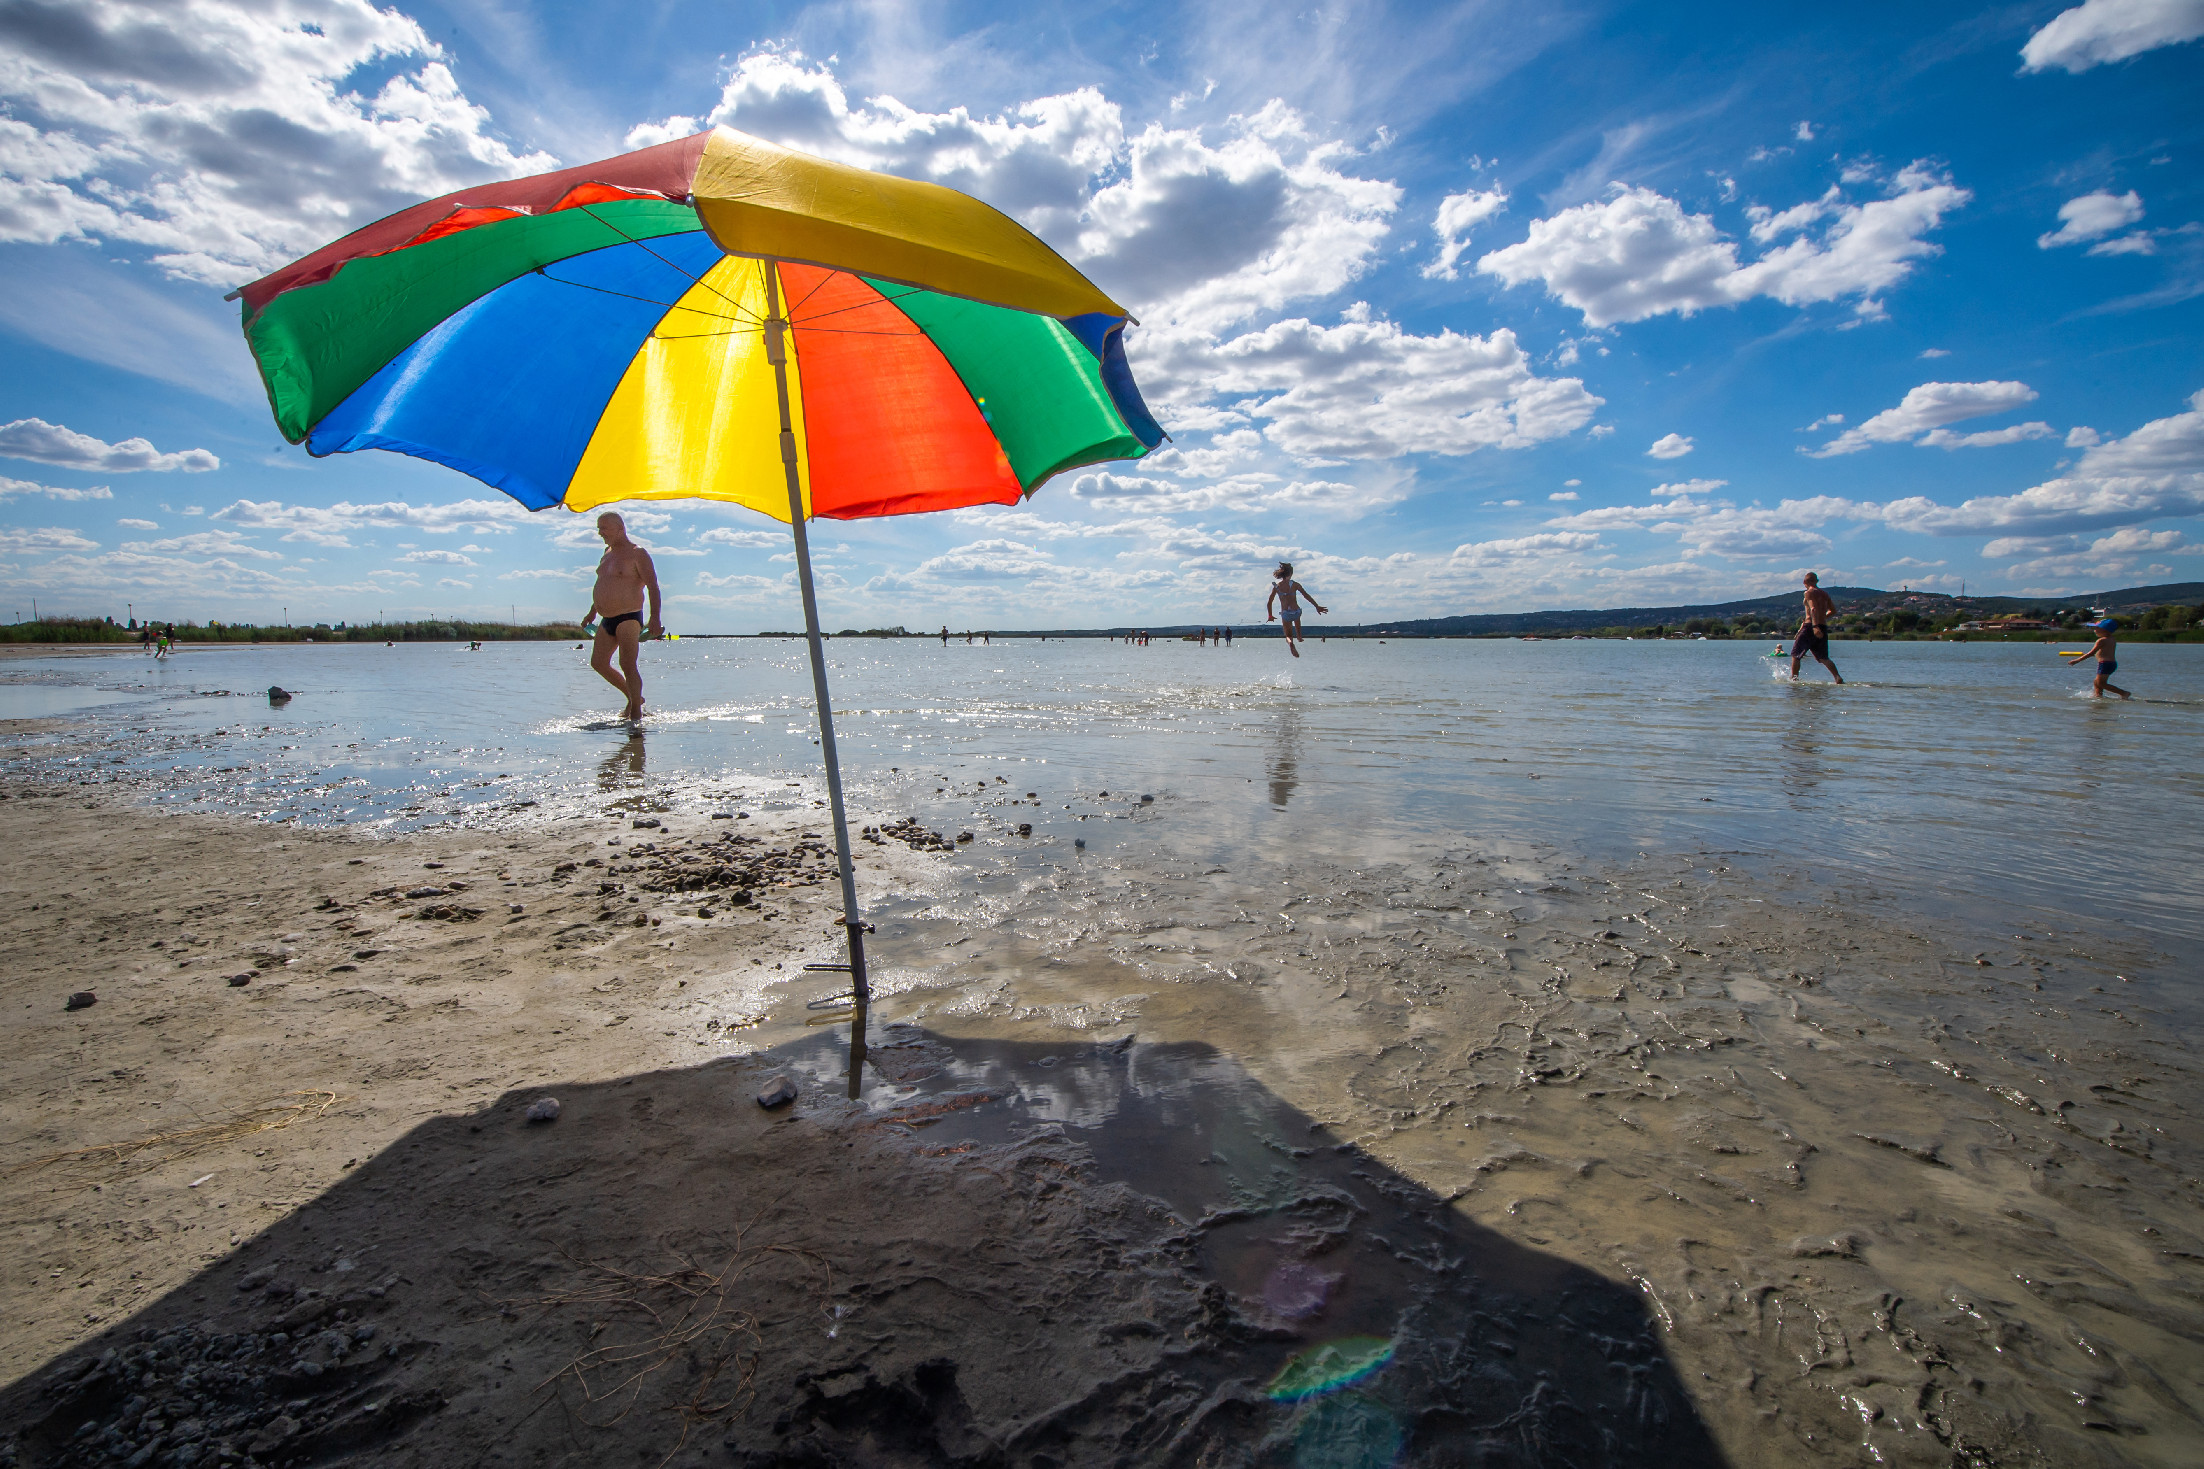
{"left": 1, "top": 0, "right": 2199, "bottom": 629}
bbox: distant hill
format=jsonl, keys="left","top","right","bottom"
{"left": 1321, "top": 581, "right": 2204, "bottom": 638}
{"left": 894, "top": 581, "right": 2204, "bottom": 638}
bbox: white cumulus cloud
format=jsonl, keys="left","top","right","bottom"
{"left": 1803, "top": 381, "right": 2043, "bottom": 457}
{"left": 1, "top": 475, "right": 112, "bottom": 500}
{"left": 2038, "top": 189, "right": 2145, "bottom": 248}
{"left": 14, "top": 526, "right": 100, "bottom": 553}
{"left": 1423, "top": 186, "right": 1508, "bottom": 280}
{"left": 1477, "top": 169, "right": 1969, "bottom": 326}
{"left": 212, "top": 497, "right": 529, "bottom": 547}
{"left": 1882, "top": 388, "right": 2204, "bottom": 536}
{"left": 629, "top": 50, "right": 1398, "bottom": 331}
{"left": 696, "top": 528, "right": 788, "bottom": 549}
{"left": 2021, "top": 0, "right": 2204, "bottom": 74}
{"left": 1647, "top": 433, "right": 1694, "bottom": 459}
{"left": 1448, "top": 531, "right": 1598, "bottom": 567}
{"left": 399, "top": 549, "right": 477, "bottom": 566}
{"left": 1145, "top": 311, "right": 1600, "bottom": 464}
{"left": 0, "top": 418, "right": 216, "bottom": 472}
{"left": 121, "top": 530, "right": 279, "bottom": 560}
{"left": 0, "top": 0, "right": 557, "bottom": 285}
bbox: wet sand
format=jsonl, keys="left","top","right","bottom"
{"left": 2, "top": 766, "right": 2199, "bottom": 1466}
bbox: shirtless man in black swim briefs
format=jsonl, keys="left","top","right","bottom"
{"left": 1788, "top": 571, "right": 1844, "bottom": 684}
{"left": 582, "top": 511, "right": 661, "bottom": 721}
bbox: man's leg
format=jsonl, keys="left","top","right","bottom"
{"left": 617, "top": 621, "right": 645, "bottom": 718}
{"left": 590, "top": 630, "right": 627, "bottom": 697}
{"left": 1816, "top": 652, "right": 1844, "bottom": 684}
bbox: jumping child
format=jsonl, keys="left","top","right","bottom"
{"left": 1265, "top": 563, "right": 1327, "bottom": 658}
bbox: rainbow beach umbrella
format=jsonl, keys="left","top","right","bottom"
{"left": 234, "top": 127, "right": 1165, "bottom": 1091}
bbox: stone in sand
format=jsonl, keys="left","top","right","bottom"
{"left": 524, "top": 1097, "right": 562, "bottom": 1123}
{"left": 248, "top": 1416, "right": 300, "bottom": 1454}
{"left": 757, "top": 1075, "right": 798, "bottom": 1109}
{"left": 65, "top": 991, "right": 95, "bottom": 1010}
{"left": 228, "top": 974, "right": 251, "bottom": 987}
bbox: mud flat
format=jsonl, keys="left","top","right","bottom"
{"left": 1, "top": 771, "right": 2199, "bottom": 1466}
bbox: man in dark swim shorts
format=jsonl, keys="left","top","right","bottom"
{"left": 581, "top": 512, "right": 661, "bottom": 721}
{"left": 1789, "top": 571, "right": 1844, "bottom": 684}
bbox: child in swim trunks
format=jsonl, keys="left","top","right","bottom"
{"left": 1266, "top": 562, "right": 1327, "bottom": 659}
{"left": 2075, "top": 619, "right": 2130, "bottom": 700}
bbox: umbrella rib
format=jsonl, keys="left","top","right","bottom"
{"left": 652, "top": 325, "right": 927, "bottom": 341}
{"left": 782, "top": 268, "right": 839, "bottom": 319}
{"left": 571, "top": 204, "right": 764, "bottom": 325}
{"left": 787, "top": 283, "right": 935, "bottom": 328}
{"left": 529, "top": 269, "right": 753, "bottom": 325}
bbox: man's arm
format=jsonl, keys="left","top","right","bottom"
{"left": 642, "top": 550, "right": 663, "bottom": 634}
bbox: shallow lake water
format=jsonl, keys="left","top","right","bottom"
{"left": 3, "top": 635, "right": 2199, "bottom": 942}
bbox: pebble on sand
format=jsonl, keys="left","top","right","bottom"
{"left": 65, "top": 990, "right": 96, "bottom": 1010}
{"left": 524, "top": 1096, "right": 562, "bottom": 1123}
{"left": 757, "top": 1075, "right": 798, "bottom": 1109}
{"left": 228, "top": 974, "right": 252, "bottom": 987}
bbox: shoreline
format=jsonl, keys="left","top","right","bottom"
{"left": 2, "top": 769, "right": 2199, "bottom": 1464}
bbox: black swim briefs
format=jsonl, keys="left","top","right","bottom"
{"left": 1792, "top": 627, "right": 1829, "bottom": 660}
{"left": 599, "top": 610, "right": 644, "bottom": 635}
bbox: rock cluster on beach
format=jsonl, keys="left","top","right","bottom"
{"left": 18, "top": 1269, "right": 423, "bottom": 1468}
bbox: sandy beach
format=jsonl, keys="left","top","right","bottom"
{"left": 2, "top": 713, "right": 2199, "bottom": 1469}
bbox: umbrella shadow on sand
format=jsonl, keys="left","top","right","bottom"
{"left": 5, "top": 1030, "right": 1729, "bottom": 1468}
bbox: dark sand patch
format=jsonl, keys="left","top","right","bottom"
{"left": 3, "top": 1033, "right": 1722, "bottom": 1467}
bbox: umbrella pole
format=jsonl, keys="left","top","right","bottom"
{"left": 763, "top": 261, "right": 869, "bottom": 1099}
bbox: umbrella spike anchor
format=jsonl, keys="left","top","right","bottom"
{"left": 765, "top": 261, "right": 871, "bottom": 1100}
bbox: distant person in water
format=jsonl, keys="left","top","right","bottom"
{"left": 2072, "top": 619, "right": 2131, "bottom": 700}
{"left": 1266, "top": 563, "right": 1327, "bottom": 658}
{"left": 581, "top": 511, "right": 660, "bottom": 721}
{"left": 1788, "top": 572, "right": 1844, "bottom": 684}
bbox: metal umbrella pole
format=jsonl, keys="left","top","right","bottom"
{"left": 763, "top": 262, "right": 871, "bottom": 1098}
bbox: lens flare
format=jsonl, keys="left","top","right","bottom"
{"left": 1266, "top": 1336, "right": 1395, "bottom": 1402}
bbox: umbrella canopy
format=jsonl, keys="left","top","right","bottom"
{"left": 234, "top": 126, "right": 1164, "bottom": 1095}
{"left": 237, "top": 128, "right": 1163, "bottom": 519}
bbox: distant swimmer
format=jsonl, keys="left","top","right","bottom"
{"left": 1266, "top": 562, "right": 1327, "bottom": 658}
{"left": 582, "top": 511, "right": 661, "bottom": 721}
{"left": 1788, "top": 572, "right": 1844, "bottom": 684}
{"left": 2066, "top": 619, "right": 2131, "bottom": 700}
